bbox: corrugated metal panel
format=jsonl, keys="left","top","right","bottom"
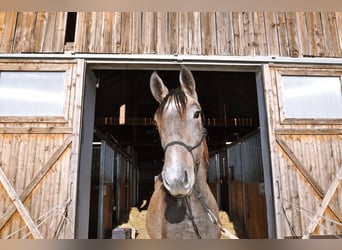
{"left": 227, "top": 131, "right": 263, "bottom": 182}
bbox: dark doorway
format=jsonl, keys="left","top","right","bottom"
{"left": 87, "top": 67, "right": 265, "bottom": 238}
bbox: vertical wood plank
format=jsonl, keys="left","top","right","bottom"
{"left": 276, "top": 12, "right": 289, "bottom": 57}
{"left": 112, "top": 12, "right": 122, "bottom": 53}
{"left": 42, "top": 13, "right": 57, "bottom": 52}
{"left": 188, "top": 12, "right": 201, "bottom": 55}
{"left": 178, "top": 12, "right": 188, "bottom": 54}
{"left": 121, "top": 12, "right": 133, "bottom": 54}
{"left": 84, "top": 12, "right": 97, "bottom": 53}
{"left": 253, "top": 12, "right": 267, "bottom": 56}
{"left": 201, "top": 12, "right": 217, "bottom": 55}
{"left": 0, "top": 12, "right": 16, "bottom": 53}
{"left": 102, "top": 12, "right": 113, "bottom": 53}
{"left": 243, "top": 12, "right": 255, "bottom": 56}
{"left": 335, "top": 12, "right": 342, "bottom": 56}
{"left": 306, "top": 12, "right": 325, "bottom": 57}
{"left": 23, "top": 12, "right": 37, "bottom": 52}
{"left": 168, "top": 12, "right": 178, "bottom": 54}
{"left": 131, "top": 12, "right": 142, "bottom": 54}
{"left": 295, "top": 12, "right": 308, "bottom": 57}
{"left": 94, "top": 12, "right": 105, "bottom": 53}
{"left": 264, "top": 12, "right": 279, "bottom": 56}
{"left": 156, "top": 12, "right": 168, "bottom": 54}
{"left": 12, "top": 12, "right": 33, "bottom": 52}
{"left": 33, "top": 12, "right": 48, "bottom": 52}
{"left": 215, "top": 12, "right": 228, "bottom": 55}
{"left": 320, "top": 12, "right": 341, "bottom": 57}
{"left": 52, "top": 12, "right": 67, "bottom": 52}
{"left": 285, "top": 12, "right": 300, "bottom": 57}
{"left": 0, "top": 13, "right": 7, "bottom": 51}
{"left": 232, "top": 12, "right": 245, "bottom": 56}
{"left": 226, "top": 12, "right": 235, "bottom": 55}
{"left": 74, "top": 12, "right": 86, "bottom": 52}
{"left": 141, "top": 12, "right": 156, "bottom": 54}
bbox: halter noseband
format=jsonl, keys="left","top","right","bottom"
{"left": 162, "top": 128, "right": 207, "bottom": 177}
{"left": 163, "top": 128, "right": 207, "bottom": 153}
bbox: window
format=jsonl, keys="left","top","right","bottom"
{"left": 278, "top": 74, "right": 342, "bottom": 122}
{"left": 0, "top": 71, "right": 66, "bottom": 117}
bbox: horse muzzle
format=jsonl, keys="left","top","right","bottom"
{"left": 162, "top": 167, "right": 194, "bottom": 197}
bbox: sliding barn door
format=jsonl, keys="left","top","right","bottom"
{"left": 0, "top": 60, "right": 84, "bottom": 239}
{"left": 263, "top": 64, "right": 342, "bottom": 238}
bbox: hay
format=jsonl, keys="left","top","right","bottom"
{"left": 116, "top": 207, "right": 238, "bottom": 239}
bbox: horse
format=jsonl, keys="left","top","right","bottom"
{"left": 146, "top": 66, "right": 237, "bottom": 239}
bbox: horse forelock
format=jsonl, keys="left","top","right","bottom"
{"left": 155, "top": 88, "right": 187, "bottom": 128}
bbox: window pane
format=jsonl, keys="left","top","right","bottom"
{"left": 281, "top": 76, "right": 342, "bottom": 119}
{"left": 0, "top": 72, "right": 65, "bottom": 116}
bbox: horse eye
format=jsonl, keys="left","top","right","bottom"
{"left": 193, "top": 111, "right": 201, "bottom": 119}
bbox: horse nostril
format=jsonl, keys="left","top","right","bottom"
{"left": 162, "top": 171, "right": 170, "bottom": 188}
{"left": 182, "top": 170, "right": 190, "bottom": 188}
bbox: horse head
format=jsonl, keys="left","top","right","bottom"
{"left": 150, "top": 66, "right": 207, "bottom": 197}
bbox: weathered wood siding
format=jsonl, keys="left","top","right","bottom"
{"left": 1, "top": 12, "right": 342, "bottom": 57}
{"left": 0, "top": 60, "right": 83, "bottom": 239}
{"left": 74, "top": 12, "right": 342, "bottom": 57}
{"left": 0, "top": 12, "right": 67, "bottom": 53}
{"left": 263, "top": 64, "right": 342, "bottom": 238}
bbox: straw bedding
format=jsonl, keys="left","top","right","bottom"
{"left": 116, "top": 207, "right": 238, "bottom": 239}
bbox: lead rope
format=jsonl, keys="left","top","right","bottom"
{"left": 194, "top": 189, "right": 239, "bottom": 239}
{"left": 185, "top": 196, "right": 202, "bottom": 239}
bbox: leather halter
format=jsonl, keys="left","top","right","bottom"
{"left": 162, "top": 128, "right": 207, "bottom": 239}
{"left": 161, "top": 129, "right": 234, "bottom": 239}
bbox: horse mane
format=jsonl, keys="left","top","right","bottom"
{"left": 155, "top": 88, "right": 209, "bottom": 165}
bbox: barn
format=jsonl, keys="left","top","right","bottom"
{"left": 0, "top": 12, "right": 341, "bottom": 239}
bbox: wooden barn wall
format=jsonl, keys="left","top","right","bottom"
{"left": 263, "top": 64, "right": 342, "bottom": 238}
{"left": 0, "top": 12, "right": 67, "bottom": 53}
{"left": 1, "top": 12, "right": 342, "bottom": 57}
{"left": 74, "top": 12, "right": 342, "bottom": 57}
{"left": 0, "top": 60, "right": 83, "bottom": 239}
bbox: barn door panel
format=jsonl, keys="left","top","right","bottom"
{"left": 275, "top": 133, "right": 342, "bottom": 237}
{"left": 0, "top": 134, "right": 73, "bottom": 239}
{"left": 264, "top": 64, "right": 342, "bottom": 238}
{"left": 0, "top": 60, "right": 82, "bottom": 239}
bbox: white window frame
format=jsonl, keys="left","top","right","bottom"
{"left": 0, "top": 62, "right": 73, "bottom": 123}
{"left": 275, "top": 68, "right": 342, "bottom": 125}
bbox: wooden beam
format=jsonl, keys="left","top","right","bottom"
{"left": 0, "top": 166, "right": 43, "bottom": 239}
{"left": 276, "top": 136, "right": 342, "bottom": 223}
{"left": 302, "top": 167, "right": 342, "bottom": 239}
{"left": 0, "top": 135, "right": 73, "bottom": 231}
{"left": 275, "top": 129, "right": 342, "bottom": 135}
{"left": 0, "top": 127, "right": 73, "bottom": 134}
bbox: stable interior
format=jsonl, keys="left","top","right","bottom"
{"left": 89, "top": 68, "right": 262, "bottom": 238}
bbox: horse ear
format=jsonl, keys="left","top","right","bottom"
{"left": 179, "top": 65, "right": 198, "bottom": 100}
{"left": 150, "top": 71, "right": 169, "bottom": 103}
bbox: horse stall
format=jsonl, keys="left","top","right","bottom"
{"left": 0, "top": 12, "right": 341, "bottom": 239}
{"left": 88, "top": 130, "right": 136, "bottom": 239}
{"left": 226, "top": 130, "right": 268, "bottom": 238}
{"left": 208, "top": 130, "right": 268, "bottom": 238}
